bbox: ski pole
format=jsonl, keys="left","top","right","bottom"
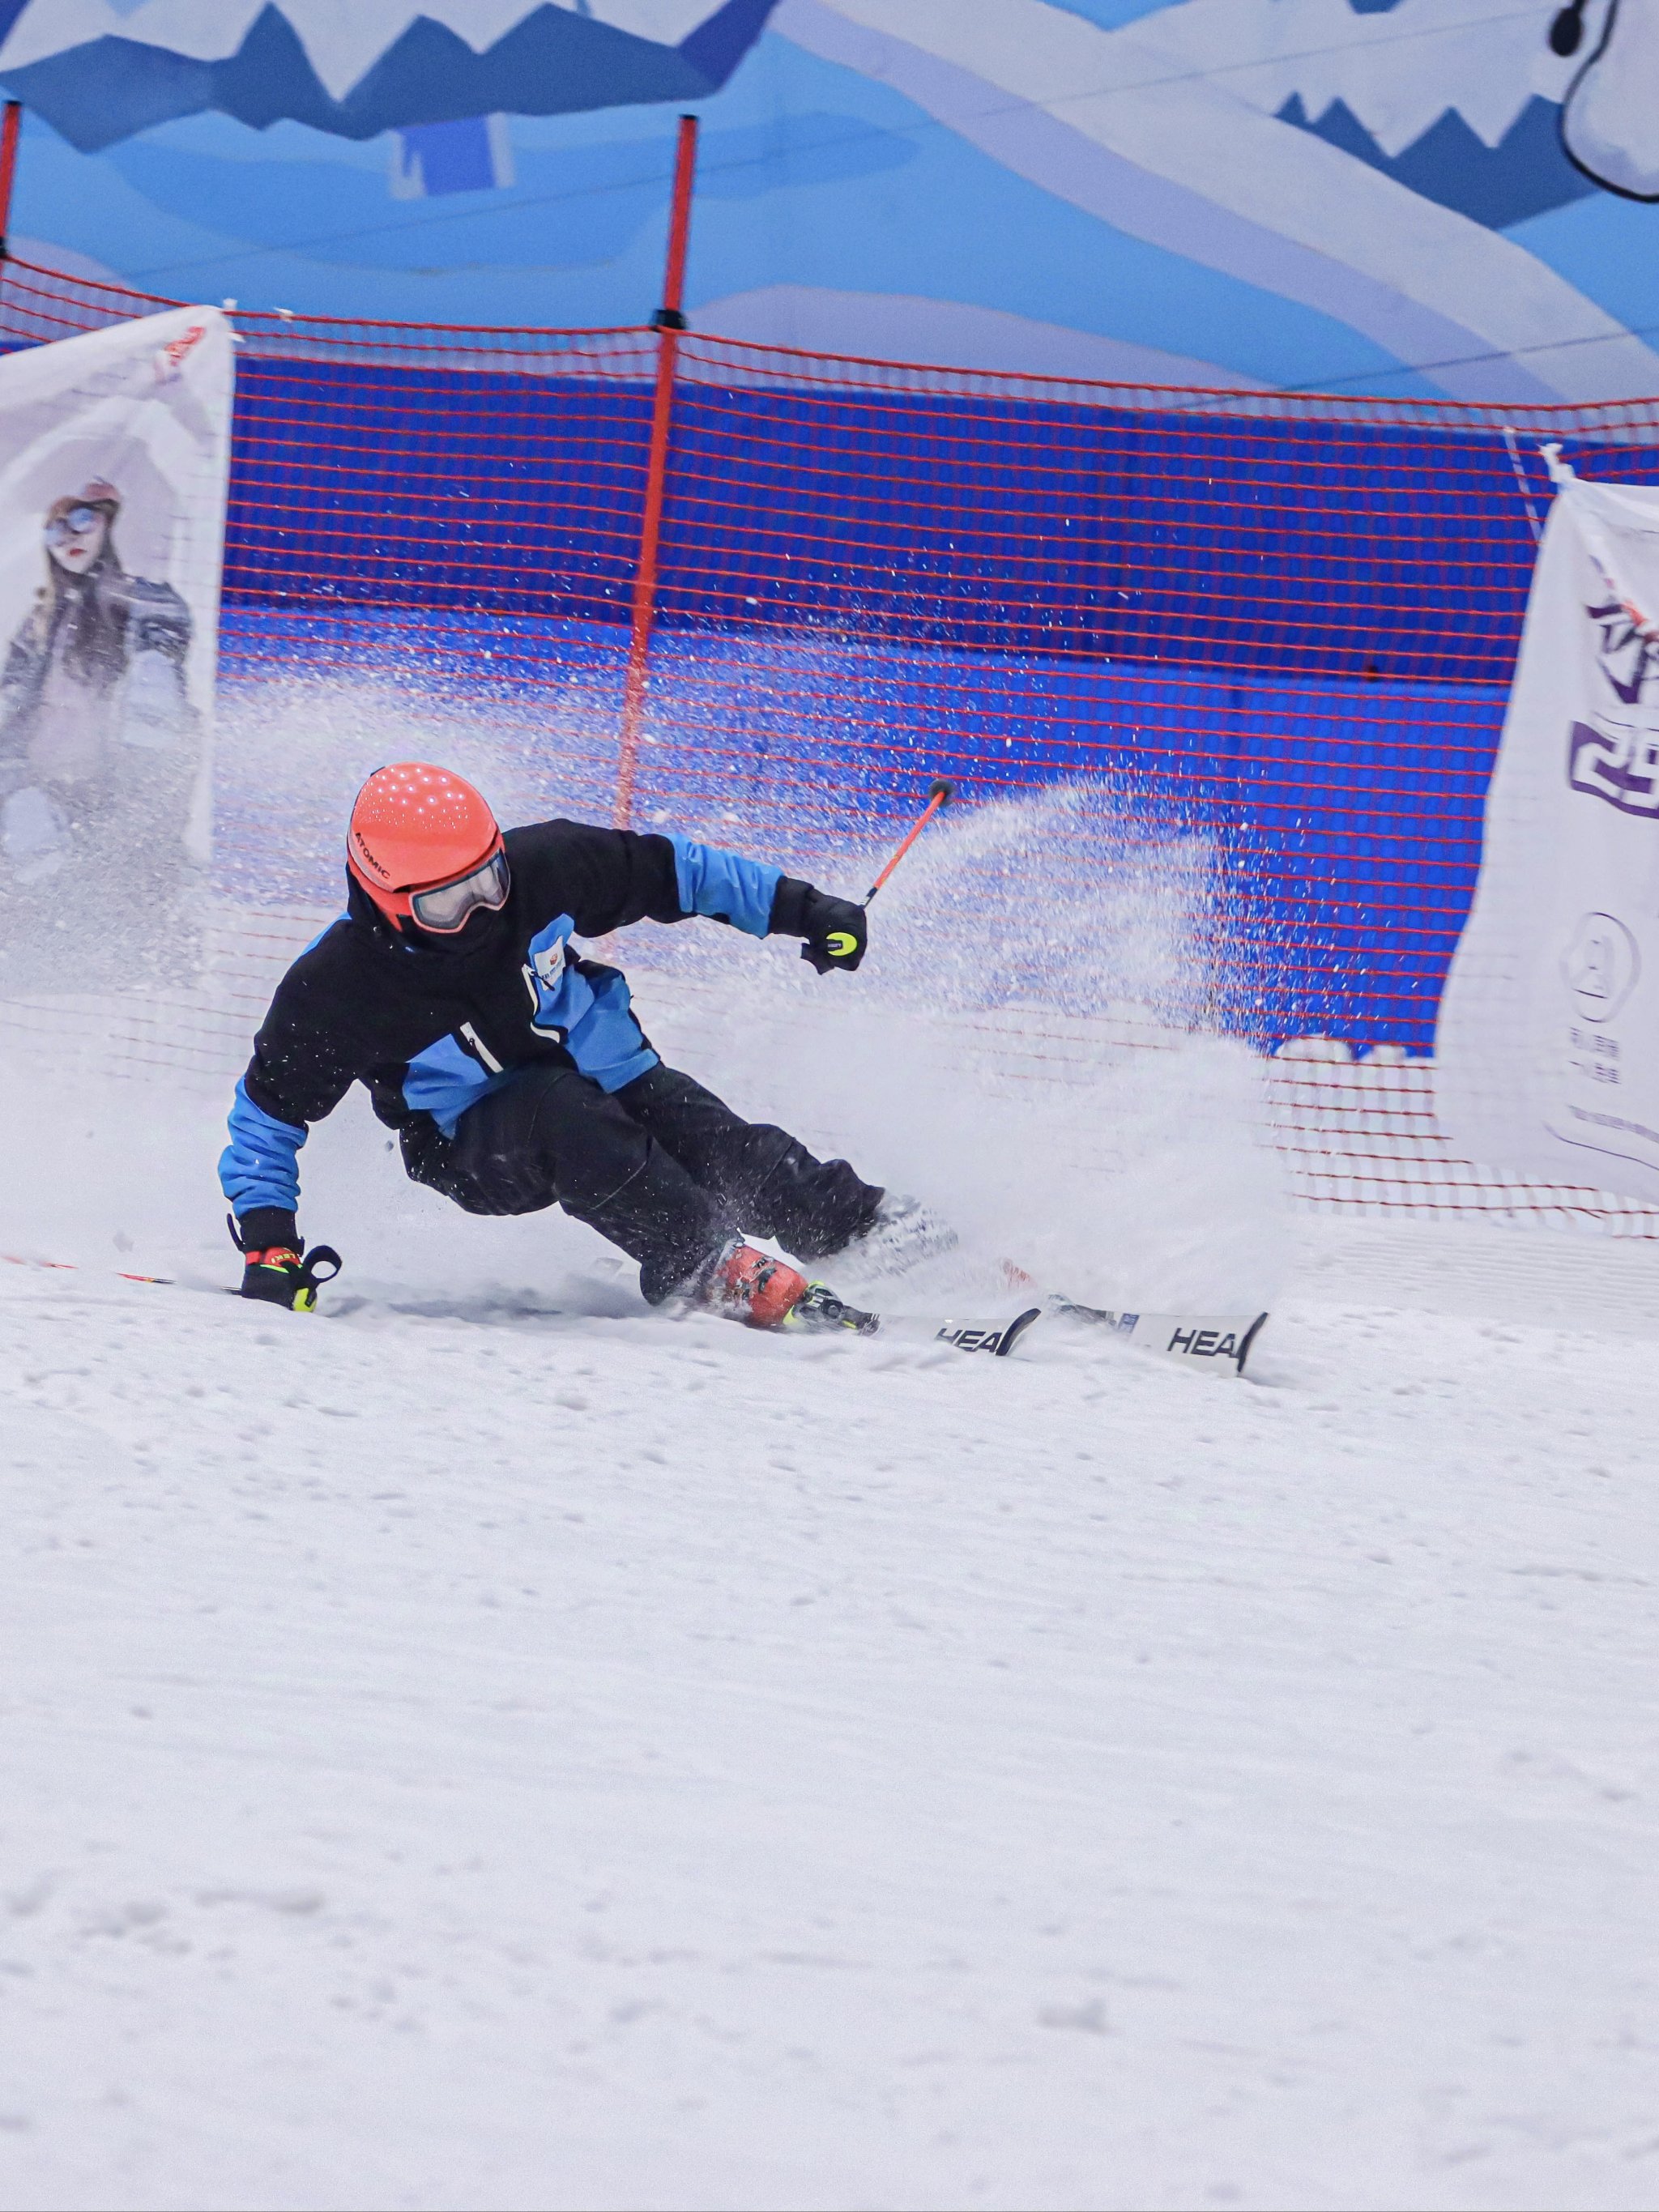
{"left": 864, "top": 776, "right": 955, "bottom": 904}
{"left": 2, "top": 1250, "right": 173, "bottom": 1285}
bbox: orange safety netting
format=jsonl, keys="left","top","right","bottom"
{"left": 2, "top": 252, "right": 1653, "bottom": 1232}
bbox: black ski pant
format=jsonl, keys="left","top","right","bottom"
{"left": 401, "top": 1059, "right": 881, "bottom": 1303}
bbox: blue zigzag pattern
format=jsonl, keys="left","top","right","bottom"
{"left": 0, "top": 0, "right": 778, "bottom": 152}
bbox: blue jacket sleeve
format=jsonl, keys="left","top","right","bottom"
{"left": 667, "top": 833, "right": 782, "bottom": 940}
{"left": 220, "top": 1076, "right": 308, "bottom": 1217}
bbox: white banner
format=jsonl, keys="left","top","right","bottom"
{"left": 1437, "top": 467, "right": 1659, "bottom": 1200}
{"left": 0, "top": 305, "right": 232, "bottom": 988}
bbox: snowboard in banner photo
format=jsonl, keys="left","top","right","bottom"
{"left": 1437, "top": 468, "right": 1659, "bottom": 1201}
{"left": 0, "top": 306, "right": 233, "bottom": 991}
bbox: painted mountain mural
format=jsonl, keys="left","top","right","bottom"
{"left": 1, "top": 0, "right": 1655, "bottom": 401}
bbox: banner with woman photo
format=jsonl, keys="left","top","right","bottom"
{"left": 0, "top": 303, "right": 232, "bottom": 987}
{"left": 1436, "top": 464, "right": 1659, "bottom": 1202}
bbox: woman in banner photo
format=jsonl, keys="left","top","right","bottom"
{"left": 0, "top": 476, "right": 198, "bottom": 977}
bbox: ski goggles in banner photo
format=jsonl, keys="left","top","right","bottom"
{"left": 410, "top": 846, "right": 510, "bottom": 932}
{"left": 44, "top": 502, "right": 112, "bottom": 545}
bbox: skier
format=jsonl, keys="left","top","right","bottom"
{"left": 221, "top": 762, "right": 954, "bottom": 1323}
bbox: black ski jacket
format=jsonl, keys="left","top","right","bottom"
{"left": 220, "top": 817, "right": 804, "bottom": 1240}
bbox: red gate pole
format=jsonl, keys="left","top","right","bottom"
{"left": 615, "top": 113, "right": 698, "bottom": 829}
{"left": 0, "top": 101, "right": 23, "bottom": 261}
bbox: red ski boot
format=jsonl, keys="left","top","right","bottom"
{"left": 695, "top": 1239, "right": 880, "bottom": 1336}
{"left": 698, "top": 1238, "right": 812, "bottom": 1328}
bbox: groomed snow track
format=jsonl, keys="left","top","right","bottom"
{"left": 3, "top": 1118, "right": 1658, "bottom": 2208}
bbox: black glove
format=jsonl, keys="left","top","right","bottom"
{"left": 229, "top": 1211, "right": 343, "bottom": 1313}
{"left": 770, "top": 876, "right": 868, "bottom": 975}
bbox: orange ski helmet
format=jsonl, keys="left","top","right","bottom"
{"left": 346, "top": 762, "right": 509, "bottom": 935}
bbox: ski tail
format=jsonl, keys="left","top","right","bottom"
{"left": 1000, "top": 1259, "right": 1269, "bottom": 1377}
{"left": 932, "top": 1307, "right": 1043, "bottom": 1357}
{"left": 1047, "top": 1297, "right": 1269, "bottom": 1376}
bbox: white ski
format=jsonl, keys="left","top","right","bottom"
{"left": 805, "top": 1289, "right": 1268, "bottom": 1373}
{"left": 1044, "top": 1297, "right": 1269, "bottom": 1375}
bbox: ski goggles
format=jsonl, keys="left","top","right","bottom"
{"left": 45, "top": 504, "right": 108, "bottom": 544}
{"left": 407, "top": 845, "right": 510, "bottom": 933}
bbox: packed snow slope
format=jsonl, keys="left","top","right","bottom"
{"left": 3, "top": 1051, "right": 1659, "bottom": 2212}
